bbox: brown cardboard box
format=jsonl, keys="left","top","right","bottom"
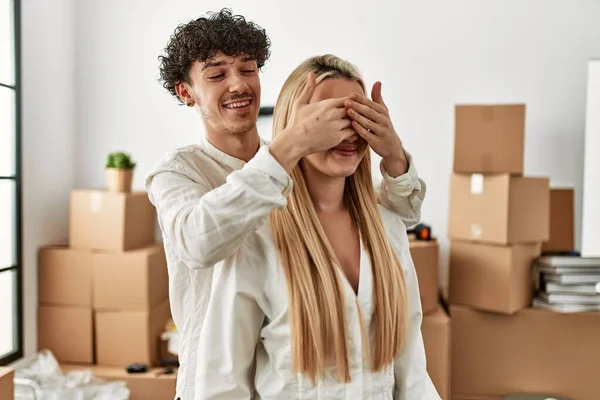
{"left": 454, "top": 104, "right": 525, "bottom": 174}
{"left": 422, "top": 307, "right": 451, "bottom": 400}
{"left": 451, "top": 305, "right": 600, "bottom": 399}
{"left": 0, "top": 368, "right": 14, "bottom": 400}
{"left": 448, "top": 174, "right": 549, "bottom": 245}
{"left": 449, "top": 241, "right": 541, "bottom": 314}
{"left": 93, "top": 244, "right": 168, "bottom": 311}
{"left": 38, "top": 305, "right": 94, "bottom": 364}
{"left": 61, "top": 364, "right": 176, "bottom": 400}
{"left": 542, "top": 188, "right": 575, "bottom": 253}
{"left": 95, "top": 300, "right": 171, "bottom": 367}
{"left": 70, "top": 190, "right": 155, "bottom": 251}
{"left": 410, "top": 240, "right": 439, "bottom": 314}
{"left": 38, "top": 246, "right": 93, "bottom": 307}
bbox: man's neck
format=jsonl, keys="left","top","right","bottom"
{"left": 204, "top": 125, "right": 261, "bottom": 162}
{"left": 303, "top": 165, "right": 346, "bottom": 214}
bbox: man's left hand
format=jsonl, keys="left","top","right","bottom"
{"left": 345, "top": 82, "right": 408, "bottom": 177}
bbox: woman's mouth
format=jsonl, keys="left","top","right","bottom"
{"left": 331, "top": 144, "right": 358, "bottom": 157}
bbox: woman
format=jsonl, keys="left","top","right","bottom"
{"left": 194, "top": 55, "right": 440, "bottom": 400}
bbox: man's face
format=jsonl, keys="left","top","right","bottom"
{"left": 181, "top": 51, "right": 261, "bottom": 135}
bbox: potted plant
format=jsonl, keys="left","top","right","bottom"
{"left": 105, "top": 151, "right": 136, "bottom": 193}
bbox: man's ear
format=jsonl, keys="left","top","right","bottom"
{"left": 175, "top": 81, "right": 195, "bottom": 107}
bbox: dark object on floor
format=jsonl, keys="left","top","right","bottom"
{"left": 541, "top": 250, "right": 580, "bottom": 257}
{"left": 160, "top": 357, "right": 179, "bottom": 368}
{"left": 408, "top": 223, "right": 432, "bottom": 241}
{"left": 504, "top": 395, "right": 573, "bottom": 400}
{"left": 126, "top": 363, "right": 148, "bottom": 374}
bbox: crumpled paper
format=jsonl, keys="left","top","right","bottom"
{"left": 13, "top": 350, "right": 129, "bottom": 400}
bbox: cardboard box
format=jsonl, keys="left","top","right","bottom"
{"left": 422, "top": 307, "right": 451, "bottom": 400}
{"left": 449, "top": 241, "right": 540, "bottom": 314}
{"left": 451, "top": 305, "right": 600, "bottom": 399}
{"left": 70, "top": 190, "right": 156, "bottom": 251}
{"left": 410, "top": 240, "right": 439, "bottom": 314}
{"left": 61, "top": 364, "right": 176, "bottom": 400}
{"left": 93, "top": 244, "right": 168, "bottom": 311}
{"left": 95, "top": 300, "right": 171, "bottom": 367}
{"left": 542, "top": 188, "right": 575, "bottom": 253}
{"left": 0, "top": 368, "right": 14, "bottom": 400}
{"left": 454, "top": 104, "right": 525, "bottom": 174}
{"left": 38, "top": 305, "right": 94, "bottom": 364}
{"left": 448, "top": 174, "right": 549, "bottom": 245}
{"left": 38, "top": 246, "right": 93, "bottom": 307}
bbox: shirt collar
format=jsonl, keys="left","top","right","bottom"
{"left": 200, "top": 134, "right": 268, "bottom": 171}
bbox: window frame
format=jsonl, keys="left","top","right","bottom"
{"left": 0, "top": 0, "right": 23, "bottom": 366}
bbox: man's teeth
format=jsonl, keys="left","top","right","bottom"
{"left": 224, "top": 100, "right": 251, "bottom": 109}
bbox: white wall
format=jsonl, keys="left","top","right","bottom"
{"left": 21, "top": 0, "right": 76, "bottom": 356}
{"left": 72, "top": 0, "right": 600, "bottom": 285}
{"left": 22, "top": 0, "right": 600, "bottom": 353}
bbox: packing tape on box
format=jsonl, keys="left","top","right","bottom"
{"left": 470, "top": 174, "right": 484, "bottom": 195}
{"left": 90, "top": 192, "right": 102, "bottom": 213}
{"left": 470, "top": 223, "right": 482, "bottom": 239}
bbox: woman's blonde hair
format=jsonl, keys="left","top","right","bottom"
{"left": 269, "top": 54, "right": 409, "bottom": 384}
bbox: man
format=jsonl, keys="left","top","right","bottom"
{"left": 146, "top": 8, "right": 426, "bottom": 400}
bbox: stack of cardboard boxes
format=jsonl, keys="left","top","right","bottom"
{"left": 410, "top": 239, "right": 451, "bottom": 400}
{"left": 448, "top": 104, "right": 549, "bottom": 315}
{"left": 448, "top": 105, "right": 600, "bottom": 399}
{"left": 37, "top": 190, "right": 175, "bottom": 399}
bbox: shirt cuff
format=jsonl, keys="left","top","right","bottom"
{"left": 247, "top": 145, "right": 294, "bottom": 197}
{"left": 379, "top": 149, "right": 421, "bottom": 197}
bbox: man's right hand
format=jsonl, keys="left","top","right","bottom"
{"left": 269, "top": 73, "right": 357, "bottom": 173}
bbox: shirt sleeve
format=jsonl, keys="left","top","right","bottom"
{"left": 146, "top": 145, "right": 293, "bottom": 269}
{"left": 194, "top": 246, "right": 266, "bottom": 400}
{"left": 377, "top": 149, "right": 427, "bottom": 229}
{"left": 393, "top": 244, "right": 441, "bottom": 399}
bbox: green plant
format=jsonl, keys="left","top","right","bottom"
{"left": 105, "top": 151, "right": 136, "bottom": 169}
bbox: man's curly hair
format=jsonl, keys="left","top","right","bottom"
{"left": 158, "top": 8, "right": 271, "bottom": 104}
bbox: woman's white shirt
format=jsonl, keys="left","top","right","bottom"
{"left": 194, "top": 205, "right": 441, "bottom": 400}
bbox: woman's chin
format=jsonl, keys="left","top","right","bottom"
{"left": 324, "top": 164, "right": 360, "bottom": 178}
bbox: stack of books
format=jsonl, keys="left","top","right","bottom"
{"left": 533, "top": 255, "right": 600, "bottom": 313}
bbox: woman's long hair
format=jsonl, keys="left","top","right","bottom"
{"left": 268, "top": 54, "right": 410, "bottom": 384}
